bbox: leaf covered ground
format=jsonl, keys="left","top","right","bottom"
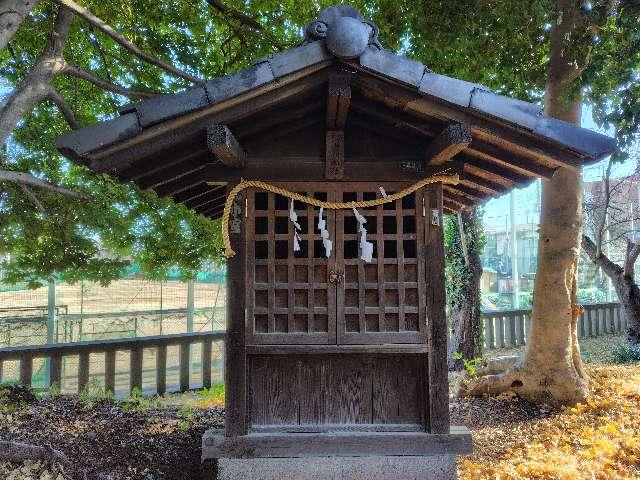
{"left": 1, "top": 337, "right": 639, "bottom": 479}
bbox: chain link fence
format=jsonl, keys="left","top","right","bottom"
{"left": 0, "top": 268, "right": 227, "bottom": 392}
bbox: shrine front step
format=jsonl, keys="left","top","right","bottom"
{"left": 202, "top": 427, "right": 472, "bottom": 480}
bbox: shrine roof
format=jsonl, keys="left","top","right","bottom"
{"left": 55, "top": 5, "right": 616, "bottom": 218}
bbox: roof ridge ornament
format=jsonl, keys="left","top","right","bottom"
{"left": 304, "top": 5, "right": 381, "bottom": 59}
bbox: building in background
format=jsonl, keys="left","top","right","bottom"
{"left": 480, "top": 171, "right": 640, "bottom": 311}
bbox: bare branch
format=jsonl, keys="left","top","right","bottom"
{"left": 0, "top": 169, "right": 87, "bottom": 198}
{"left": 595, "top": 157, "right": 614, "bottom": 257}
{"left": 63, "top": 64, "right": 157, "bottom": 99}
{"left": 19, "top": 183, "right": 47, "bottom": 215}
{"left": 624, "top": 240, "right": 640, "bottom": 278}
{"left": 205, "top": 0, "right": 284, "bottom": 51}
{"left": 46, "top": 86, "right": 79, "bottom": 129}
{"left": 582, "top": 234, "right": 623, "bottom": 279}
{"left": 54, "top": 0, "right": 203, "bottom": 84}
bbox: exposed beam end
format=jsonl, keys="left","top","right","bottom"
{"left": 425, "top": 123, "right": 472, "bottom": 166}
{"left": 207, "top": 124, "right": 246, "bottom": 168}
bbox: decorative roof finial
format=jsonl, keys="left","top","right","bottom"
{"left": 304, "top": 5, "right": 381, "bottom": 59}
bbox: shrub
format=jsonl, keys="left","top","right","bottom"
{"left": 612, "top": 343, "right": 640, "bottom": 363}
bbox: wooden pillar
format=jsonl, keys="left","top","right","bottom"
{"left": 424, "top": 183, "right": 450, "bottom": 434}
{"left": 225, "top": 187, "right": 247, "bottom": 437}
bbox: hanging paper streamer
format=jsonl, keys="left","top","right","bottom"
{"left": 290, "top": 200, "right": 302, "bottom": 253}
{"left": 353, "top": 207, "right": 374, "bottom": 263}
{"left": 317, "top": 207, "right": 333, "bottom": 258}
{"left": 378, "top": 186, "right": 388, "bottom": 198}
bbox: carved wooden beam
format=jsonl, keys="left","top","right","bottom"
{"left": 325, "top": 131, "right": 345, "bottom": 180}
{"left": 326, "top": 74, "right": 351, "bottom": 130}
{"left": 207, "top": 124, "right": 246, "bottom": 168}
{"left": 324, "top": 74, "right": 350, "bottom": 180}
{"left": 425, "top": 123, "right": 472, "bottom": 166}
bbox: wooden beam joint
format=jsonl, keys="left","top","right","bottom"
{"left": 425, "top": 123, "right": 472, "bottom": 166}
{"left": 207, "top": 124, "right": 246, "bottom": 168}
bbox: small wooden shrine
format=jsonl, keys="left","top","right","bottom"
{"left": 57, "top": 5, "right": 615, "bottom": 477}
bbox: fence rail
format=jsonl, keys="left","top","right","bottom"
{"left": 0, "top": 331, "right": 225, "bottom": 395}
{"left": 481, "top": 302, "right": 623, "bottom": 350}
{"left": 0, "top": 303, "right": 627, "bottom": 396}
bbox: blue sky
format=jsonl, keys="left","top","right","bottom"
{"left": 483, "top": 105, "right": 632, "bottom": 230}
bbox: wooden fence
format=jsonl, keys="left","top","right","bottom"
{"left": 0, "top": 331, "right": 225, "bottom": 395}
{"left": 0, "top": 303, "right": 626, "bottom": 396}
{"left": 481, "top": 302, "right": 623, "bottom": 350}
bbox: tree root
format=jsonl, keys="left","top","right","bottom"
{"left": 0, "top": 440, "right": 70, "bottom": 467}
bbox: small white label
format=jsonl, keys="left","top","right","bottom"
{"left": 431, "top": 209, "right": 440, "bottom": 226}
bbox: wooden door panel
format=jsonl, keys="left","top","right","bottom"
{"left": 335, "top": 183, "right": 428, "bottom": 344}
{"left": 246, "top": 183, "right": 337, "bottom": 345}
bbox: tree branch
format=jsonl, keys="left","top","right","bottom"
{"left": 205, "top": 0, "right": 284, "bottom": 51}
{"left": 624, "top": 240, "right": 640, "bottom": 278}
{"left": 0, "top": 169, "right": 87, "bottom": 199}
{"left": 46, "top": 86, "right": 79, "bottom": 129}
{"left": 54, "top": 0, "right": 203, "bottom": 84}
{"left": 20, "top": 183, "right": 48, "bottom": 215}
{"left": 0, "top": 0, "right": 41, "bottom": 52}
{"left": 62, "top": 64, "right": 157, "bottom": 99}
{"left": 582, "top": 234, "right": 623, "bottom": 279}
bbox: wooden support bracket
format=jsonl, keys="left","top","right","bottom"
{"left": 425, "top": 123, "right": 472, "bottom": 166}
{"left": 207, "top": 124, "right": 246, "bottom": 168}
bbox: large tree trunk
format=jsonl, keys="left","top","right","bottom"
{"left": 0, "top": 0, "right": 40, "bottom": 52}
{"left": 448, "top": 209, "right": 483, "bottom": 370}
{"left": 461, "top": 0, "right": 589, "bottom": 406}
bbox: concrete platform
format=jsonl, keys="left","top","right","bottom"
{"left": 212, "top": 455, "right": 458, "bottom": 480}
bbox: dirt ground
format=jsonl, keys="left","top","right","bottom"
{"left": 1, "top": 335, "right": 639, "bottom": 480}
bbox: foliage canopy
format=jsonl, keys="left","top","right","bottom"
{"left": 0, "top": 0, "right": 638, "bottom": 285}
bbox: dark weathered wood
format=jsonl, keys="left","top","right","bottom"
{"left": 156, "top": 345, "right": 167, "bottom": 395}
{"left": 467, "top": 140, "right": 556, "bottom": 179}
{"left": 205, "top": 159, "right": 460, "bottom": 183}
{"left": 19, "top": 354, "right": 32, "bottom": 386}
{"left": 105, "top": 350, "right": 116, "bottom": 393}
{"left": 179, "top": 342, "right": 190, "bottom": 392}
{"left": 326, "top": 74, "right": 351, "bottom": 130}
{"left": 207, "top": 124, "right": 246, "bottom": 168}
{"left": 78, "top": 352, "right": 90, "bottom": 392}
{"left": 424, "top": 184, "right": 450, "bottom": 434}
{"left": 129, "top": 346, "right": 143, "bottom": 393}
{"left": 225, "top": 187, "right": 247, "bottom": 437}
{"left": 138, "top": 156, "right": 206, "bottom": 190}
{"left": 202, "top": 428, "right": 473, "bottom": 459}
{"left": 202, "top": 339, "right": 212, "bottom": 389}
{"left": 425, "top": 123, "right": 472, "bottom": 166}
{"left": 325, "top": 131, "right": 344, "bottom": 180}
{"left": 49, "top": 354, "right": 62, "bottom": 387}
{"left": 154, "top": 169, "right": 205, "bottom": 198}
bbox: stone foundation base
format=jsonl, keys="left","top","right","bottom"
{"left": 212, "top": 455, "right": 458, "bottom": 480}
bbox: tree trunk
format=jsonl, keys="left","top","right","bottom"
{"left": 0, "top": 0, "right": 40, "bottom": 52}
{"left": 615, "top": 276, "right": 640, "bottom": 344}
{"left": 448, "top": 208, "right": 483, "bottom": 370}
{"left": 0, "top": 6, "right": 72, "bottom": 147}
{"left": 461, "top": 0, "right": 589, "bottom": 406}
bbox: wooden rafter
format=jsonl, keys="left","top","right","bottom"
{"left": 154, "top": 169, "right": 205, "bottom": 198}
{"left": 138, "top": 156, "right": 205, "bottom": 190}
{"left": 207, "top": 124, "right": 246, "bottom": 168}
{"left": 425, "top": 123, "right": 472, "bottom": 166}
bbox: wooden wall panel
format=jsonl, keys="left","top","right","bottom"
{"left": 248, "top": 354, "right": 424, "bottom": 431}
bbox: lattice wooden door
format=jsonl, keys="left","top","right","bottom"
{"left": 246, "top": 183, "right": 337, "bottom": 345}
{"left": 246, "top": 183, "right": 428, "bottom": 345}
{"left": 335, "top": 184, "right": 428, "bottom": 344}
